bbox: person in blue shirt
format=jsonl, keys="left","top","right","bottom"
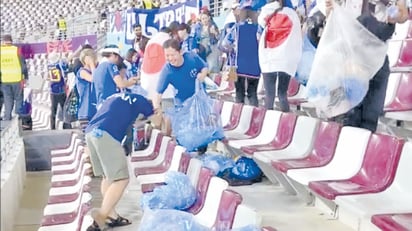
{"left": 153, "top": 38, "right": 208, "bottom": 135}
{"left": 177, "top": 23, "right": 199, "bottom": 54}
{"left": 47, "top": 53, "right": 71, "bottom": 129}
{"left": 85, "top": 92, "right": 161, "bottom": 230}
{"left": 92, "top": 45, "right": 139, "bottom": 106}
{"left": 76, "top": 48, "right": 97, "bottom": 133}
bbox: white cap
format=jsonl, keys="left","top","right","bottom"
{"left": 100, "top": 46, "right": 121, "bottom": 55}
{"left": 48, "top": 52, "right": 60, "bottom": 64}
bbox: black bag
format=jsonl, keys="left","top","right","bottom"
{"left": 63, "top": 86, "right": 79, "bottom": 123}
{"left": 21, "top": 116, "right": 33, "bottom": 130}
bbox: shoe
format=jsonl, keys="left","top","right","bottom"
{"left": 106, "top": 215, "right": 131, "bottom": 227}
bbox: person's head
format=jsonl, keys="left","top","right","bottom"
{"left": 200, "top": 12, "right": 212, "bottom": 26}
{"left": 125, "top": 48, "right": 138, "bottom": 63}
{"left": 1, "top": 34, "right": 12, "bottom": 45}
{"left": 79, "top": 48, "right": 97, "bottom": 67}
{"left": 133, "top": 24, "right": 142, "bottom": 37}
{"left": 48, "top": 52, "right": 61, "bottom": 64}
{"left": 81, "top": 44, "right": 93, "bottom": 50}
{"left": 100, "top": 45, "right": 122, "bottom": 64}
{"left": 116, "top": 61, "right": 128, "bottom": 78}
{"left": 177, "top": 23, "right": 190, "bottom": 40}
{"left": 163, "top": 38, "right": 183, "bottom": 67}
{"left": 168, "top": 21, "right": 180, "bottom": 39}
{"left": 159, "top": 26, "right": 172, "bottom": 35}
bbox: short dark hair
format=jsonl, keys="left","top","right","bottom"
{"left": 125, "top": 48, "right": 138, "bottom": 61}
{"left": 159, "top": 26, "right": 172, "bottom": 34}
{"left": 2, "top": 34, "right": 12, "bottom": 42}
{"left": 133, "top": 24, "right": 142, "bottom": 29}
{"left": 163, "top": 38, "right": 181, "bottom": 51}
{"left": 177, "top": 23, "right": 190, "bottom": 33}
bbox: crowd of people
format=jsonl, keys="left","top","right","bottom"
{"left": 1, "top": 0, "right": 410, "bottom": 229}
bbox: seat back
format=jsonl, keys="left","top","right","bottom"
{"left": 391, "top": 20, "right": 411, "bottom": 40}
{"left": 223, "top": 103, "right": 243, "bottom": 130}
{"left": 397, "top": 39, "right": 412, "bottom": 67}
{"left": 287, "top": 78, "right": 300, "bottom": 97}
{"left": 168, "top": 145, "right": 186, "bottom": 172}
{"left": 351, "top": 133, "right": 404, "bottom": 189}
{"left": 177, "top": 153, "right": 192, "bottom": 174}
{"left": 225, "top": 104, "right": 254, "bottom": 133}
{"left": 212, "top": 189, "right": 243, "bottom": 230}
{"left": 185, "top": 158, "right": 202, "bottom": 187}
{"left": 311, "top": 121, "right": 342, "bottom": 163}
{"left": 194, "top": 177, "right": 229, "bottom": 227}
{"left": 312, "top": 127, "right": 371, "bottom": 179}
{"left": 187, "top": 167, "right": 214, "bottom": 214}
{"left": 250, "top": 110, "right": 282, "bottom": 144}
{"left": 268, "top": 112, "right": 298, "bottom": 148}
{"left": 384, "top": 73, "right": 402, "bottom": 107}
{"left": 243, "top": 107, "right": 267, "bottom": 137}
{"left": 220, "top": 101, "right": 234, "bottom": 127}
{"left": 372, "top": 213, "right": 412, "bottom": 231}
{"left": 213, "top": 99, "right": 224, "bottom": 115}
{"left": 387, "top": 142, "right": 412, "bottom": 193}
{"left": 385, "top": 73, "right": 412, "bottom": 111}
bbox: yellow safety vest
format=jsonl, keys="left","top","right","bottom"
{"left": 143, "top": 0, "right": 153, "bottom": 9}
{"left": 0, "top": 45, "right": 23, "bottom": 83}
{"left": 58, "top": 19, "right": 67, "bottom": 31}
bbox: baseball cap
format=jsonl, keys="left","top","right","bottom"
{"left": 100, "top": 44, "right": 121, "bottom": 56}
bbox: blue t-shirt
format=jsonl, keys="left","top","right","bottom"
{"left": 48, "top": 62, "right": 67, "bottom": 94}
{"left": 156, "top": 52, "right": 207, "bottom": 105}
{"left": 85, "top": 93, "right": 154, "bottom": 143}
{"left": 92, "top": 60, "right": 120, "bottom": 105}
{"left": 76, "top": 67, "right": 97, "bottom": 120}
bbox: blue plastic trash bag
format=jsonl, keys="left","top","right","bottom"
{"left": 170, "top": 81, "right": 225, "bottom": 151}
{"left": 199, "top": 152, "right": 235, "bottom": 175}
{"left": 295, "top": 35, "right": 316, "bottom": 86}
{"left": 204, "top": 77, "right": 219, "bottom": 91}
{"left": 138, "top": 209, "right": 210, "bottom": 231}
{"left": 230, "top": 157, "right": 262, "bottom": 180}
{"left": 141, "top": 171, "right": 196, "bottom": 211}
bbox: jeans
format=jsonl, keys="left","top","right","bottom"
{"left": 262, "top": 72, "right": 291, "bottom": 112}
{"left": 234, "top": 77, "right": 259, "bottom": 107}
{"left": 336, "top": 57, "right": 390, "bottom": 132}
{"left": 1, "top": 83, "right": 23, "bottom": 120}
{"left": 50, "top": 93, "right": 67, "bottom": 129}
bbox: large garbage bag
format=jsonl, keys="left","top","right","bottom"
{"left": 305, "top": 5, "right": 387, "bottom": 118}
{"left": 230, "top": 157, "right": 262, "bottom": 181}
{"left": 170, "top": 81, "right": 225, "bottom": 151}
{"left": 141, "top": 171, "right": 196, "bottom": 211}
{"left": 138, "top": 209, "right": 209, "bottom": 231}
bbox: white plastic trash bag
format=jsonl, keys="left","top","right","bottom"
{"left": 305, "top": 5, "right": 388, "bottom": 118}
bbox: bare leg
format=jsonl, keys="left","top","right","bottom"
{"left": 100, "top": 177, "right": 118, "bottom": 218}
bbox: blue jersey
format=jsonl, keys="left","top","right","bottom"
{"left": 156, "top": 52, "right": 207, "bottom": 105}
{"left": 92, "top": 60, "right": 120, "bottom": 105}
{"left": 85, "top": 93, "right": 154, "bottom": 143}
{"left": 48, "top": 62, "right": 67, "bottom": 94}
{"left": 76, "top": 67, "right": 97, "bottom": 120}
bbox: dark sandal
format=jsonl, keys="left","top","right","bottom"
{"left": 106, "top": 215, "right": 131, "bottom": 227}
{"left": 86, "top": 221, "right": 102, "bottom": 231}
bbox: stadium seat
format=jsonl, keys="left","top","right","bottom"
{"left": 396, "top": 39, "right": 412, "bottom": 67}
{"left": 213, "top": 99, "right": 225, "bottom": 115}
{"left": 271, "top": 121, "right": 341, "bottom": 175}
{"left": 51, "top": 145, "right": 84, "bottom": 166}
{"left": 50, "top": 134, "right": 82, "bottom": 157}
{"left": 334, "top": 142, "right": 412, "bottom": 230}
{"left": 241, "top": 112, "right": 298, "bottom": 156}
{"left": 130, "top": 129, "right": 164, "bottom": 162}
{"left": 186, "top": 167, "right": 215, "bottom": 214}
{"left": 130, "top": 136, "right": 172, "bottom": 168}
{"left": 252, "top": 116, "right": 319, "bottom": 187}
{"left": 51, "top": 163, "right": 91, "bottom": 188}
{"left": 48, "top": 176, "right": 91, "bottom": 204}
{"left": 286, "top": 127, "right": 371, "bottom": 186}
{"left": 194, "top": 177, "right": 229, "bottom": 228}
{"left": 384, "top": 73, "right": 412, "bottom": 112}
{"left": 391, "top": 20, "right": 411, "bottom": 40}
{"left": 223, "top": 106, "right": 266, "bottom": 140}
{"left": 227, "top": 110, "right": 282, "bottom": 152}
{"left": 220, "top": 101, "right": 235, "bottom": 128}
{"left": 212, "top": 189, "right": 243, "bottom": 230}
{"left": 308, "top": 133, "right": 405, "bottom": 200}
{"left": 384, "top": 73, "right": 402, "bottom": 108}
{"left": 387, "top": 40, "right": 403, "bottom": 67}
{"left": 371, "top": 213, "right": 412, "bottom": 231}
{"left": 136, "top": 145, "right": 186, "bottom": 185}
{"left": 223, "top": 103, "right": 244, "bottom": 131}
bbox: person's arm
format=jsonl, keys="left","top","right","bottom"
{"left": 20, "top": 56, "right": 28, "bottom": 80}
{"left": 197, "top": 67, "right": 208, "bottom": 82}
{"left": 113, "top": 75, "right": 139, "bottom": 88}
{"left": 79, "top": 69, "right": 93, "bottom": 82}
{"left": 152, "top": 68, "right": 170, "bottom": 111}
{"left": 388, "top": 0, "right": 409, "bottom": 24}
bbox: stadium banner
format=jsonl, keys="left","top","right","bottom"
{"left": 107, "top": 0, "right": 199, "bottom": 55}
